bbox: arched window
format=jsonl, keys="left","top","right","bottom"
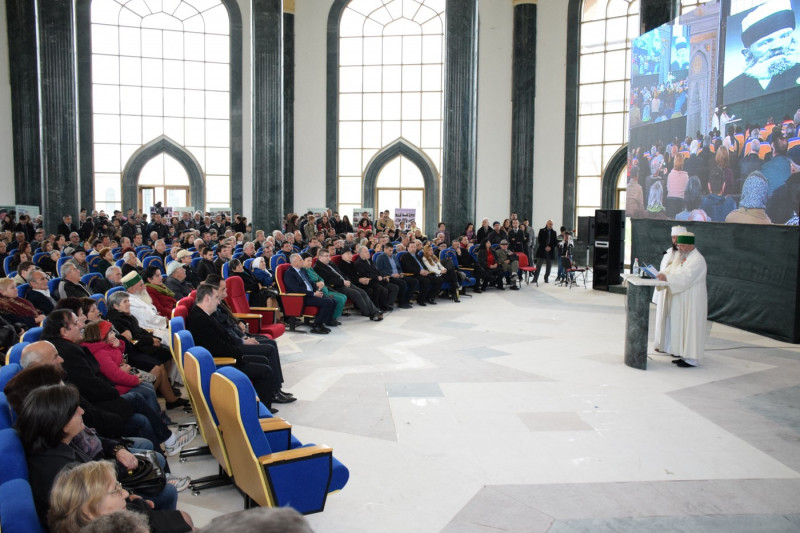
{"left": 336, "top": 0, "right": 445, "bottom": 221}
{"left": 576, "top": 0, "right": 713, "bottom": 221}
{"left": 89, "top": 0, "right": 234, "bottom": 213}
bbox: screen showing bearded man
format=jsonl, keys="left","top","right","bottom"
{"left": 724, "top": 0, "right": 800, "bottom": 103}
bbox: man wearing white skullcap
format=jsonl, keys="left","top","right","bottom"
{"left": 653, "top": 225, "right": 686, "bottom": 355}
{"left": 726, "top": 0, "right": 800, "bottom": 100}
{"left": 657, "top": 232, "right": 708, "bottom": 367}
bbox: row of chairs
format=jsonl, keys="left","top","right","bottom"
{"left": 167, "top": 314, "right": 348, "bottom": 512}
{"left": 0, "top": 362, "right": 46, "bottom": 531}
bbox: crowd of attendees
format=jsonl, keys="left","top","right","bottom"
{"left": 629, "top": 78, "right": 690, "bottom": 126}
{"left": 626, "top": 110, "right": 800, "bottom": 225}
{"left": 0, "top": 202, "right": 568, "bottom": 531}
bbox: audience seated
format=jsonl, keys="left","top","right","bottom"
{"left": 142, "top": 266, "right": 177, "bottom": 319}
{"left": 26, "top": 270, "right": 58, "bottom": 315}
{"left": 0, "top": 277, "right": 44, "bottom": 329}
{"left": 57, "top": 263, "right": 92, "bottom": 299}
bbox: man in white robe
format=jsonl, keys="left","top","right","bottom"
{"left": 657, "top": 232, "right": 708, "bottom": 367}
{"left": 121, "top": 271, "right": 170, "bottom": 344}
{"left": 653, "top": 225, "right": 685, "bottom": 354}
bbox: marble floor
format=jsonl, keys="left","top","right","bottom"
{"left": 168, "top": 280, "right": 800, "bottom": 532}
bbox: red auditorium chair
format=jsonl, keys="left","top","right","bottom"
{"left": 225, "top": 276, "right": 285, "bottom": 339}
{"left": 274, "top": 263, "right": 318, "bottom": 332}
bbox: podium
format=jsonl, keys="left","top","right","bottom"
{"left": 625, "top": 276, "right": 668, "bottom": 370}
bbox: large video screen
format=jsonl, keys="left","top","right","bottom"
{"left": 626, "top": 0, "right": 800, "bottom": 226}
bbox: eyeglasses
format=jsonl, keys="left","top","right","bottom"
{"left": 108, "top": 481, "right": 125, "bottom": 495}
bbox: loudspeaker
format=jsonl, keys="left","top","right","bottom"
{"left": 593, "top": 209, "right": 625, "bottom": 290}
{"left": 640, "top": 0, "right": 676, "bottom": 33}
{"left": 577, "top": 216, "right": 595, "bottom": 245}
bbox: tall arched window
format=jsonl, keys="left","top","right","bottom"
{"left": 337, "top": 0, "right": 445, "bottom": 220}
{"left": 90, "top": 0, "right": 233, "bottom": 213}
{"left": 577, "top": 0, "right": 712, "bottom": 220}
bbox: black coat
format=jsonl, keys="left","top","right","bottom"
{"left": 186, "top": 305, "right": 243, "bottom": 359}
{"left": 26, "top": 289, "right": 56, "bottom": 315}
{"left": 195, "top": 259, "right": 217, "bottom": 282}
{"left": 535, "top": 228, "right": 558, "bottom": 259}
{"left": 313, "top": 260, "right": 350, "bottom": 289}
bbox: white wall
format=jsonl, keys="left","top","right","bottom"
{"left": 293, "top": 0, "right": 333, "bottom": 212}
{"left": 475, "top": 1, "right": 513, "bottom": 224}
{"left": 532, "top": 0, "right": 568, "bottom": 230}
{"left": 0, "top": 0, "right": 16, "bottom": 199}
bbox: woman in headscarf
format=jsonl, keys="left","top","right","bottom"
{"left": 726, "top": 171, "right": 772, "bottom": 224}
{"left": 645, "top": 181, "right": 669, "bottom": 219}
{"left": 143, "top": 266, "right": 176, "bottom": 319}
{"left": 249, "top": 256, "right": 274, "bottom": 288}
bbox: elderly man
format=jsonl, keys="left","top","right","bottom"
{"left": 314, "top": 248, "right": 383, "bottom": 321}
{"left": 68, "top": 247, "right": 89, "bottom": 276}
{"left": 725, "top": 0, "right": 800, "bottom": 102}
{"left": 87, "top": 265, "right": 122, "bottom": 296}
{"left": 283, "top": 253, "right": 336, "bottom": 334}
{"left": 26, "top": 270, "right": 58, "bottom": 315}
{"left": 656, "top": 232, "right": 708, "bottom": 368}
{"left": 121, "top": 251, "right": 141, "bottom": 276}
{"left": 121, "top": 271, "right": 169, "bottom": 343}
{"left": 165, "top": 260, "right": 193, "bottom": 300}
{"left": 355, "top": 246, "right": 398, "bottom": 311}
{"left": 496, "top": 240, "right": 520, "bottom": 289}
{"left": 652, "top": 226, "right": 686, "bottom": 355}
{"left": 58, "top": 263, "right": 92, "bottom": 299}
{"left": 534, "top": 219, "right": 558, "bottom": 284}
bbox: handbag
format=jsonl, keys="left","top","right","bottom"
{"left": 131, "top": 367, "right": 157, "bottom": 383}
{"left": 119, "top": 450, "right": 166, "bottom": 497}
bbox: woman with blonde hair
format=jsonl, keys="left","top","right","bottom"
{"left": 420, "top": 244, "right": 460, "bottom": 302}
{"left": 48, "top": 461, "right": 128, "bottom": 533}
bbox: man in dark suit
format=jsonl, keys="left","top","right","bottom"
{"left": 375, "top": 243, "right": 416, "bottom": 308}
{"left": 187, "top": 283, "right": 279, "bottom": 409}
{"left": 194, "top": 246, "right": 217, "bottom": 282}
{"left": 283, "top": 253, "right": 336, "bottom": 334}
{"left": 399, "top": 242, "right": 441, "bottom": 306}
{"left": 313, "top": 249, "right": 383, "bottom": 321}
{"left": 26, "top": 270, "right": 57, "bottom": 315}
{"left": 739, "top": 139, "right": 764, "bottom": 183}
{"left": 355, "top": 246, "right": 398, "bottom": 311}
{"left": 56, "top": 214, "right": 78, "bottom": 239}
{"left": 534, "top": 219, "right": 558, "bottom": 283}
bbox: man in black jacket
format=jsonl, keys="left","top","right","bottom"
{"left": 354, "top": 246, "right": 398, "bottom": 311}
{"left": 194, "top": 246, "right": 217, "bottom": 282}
{"left": 534, "top": 219, "right": 558, "bottom": 283}
{"left": 313, "top": 249, "right": 382, "bottom": 320}
{"left": 399, "top": 242, "right": 441, "bottom": 305}
{"left": 26, "top": 270, "right": 58, "bottom": 315}
{"left": 57, "top": 214, "right": 78, "bottom": 239}
{"left": 187, "top": 283, "right": 279, "bottom": 409}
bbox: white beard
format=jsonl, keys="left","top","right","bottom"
{"left": 137, "top": 290, "right": 153, "bottom": 306}
{"left": 744, "top": 41, "right": 800, "bottom": 81}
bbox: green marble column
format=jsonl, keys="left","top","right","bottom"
{"left": 252, "top": 0, "right": 284, "bottom": 232}
{"left": 510, "top": 0, "right": 536, "bottom": 222}
{"left": 37, "top": 0, "right": 80, "bottom": 232}
{"left": 441, "top": 0, "right": 479, "bottom": 240}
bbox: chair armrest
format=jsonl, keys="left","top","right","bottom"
{"left": 258, "top": 444, "right": 332, "bottom": 465}
{"left": 212, "top": 357, "right": 237, "bottom": 366}
{"left": 233, "top": 313, "right": 262, "bottom": 320}
{"left": 260, "top": 418, "right": 291, "bottom": 432}
{"left": 458, "top": 267, "right": 474, "bottom": 271}
{"left": 250, "top": 307, "right": 279, "bottom": 312}
{"left": 281, "top": 292, "right": 307, "bottom": 297}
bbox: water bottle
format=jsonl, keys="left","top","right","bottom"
{"left": 633, "top": 258, "right": 640, "bottom": 277}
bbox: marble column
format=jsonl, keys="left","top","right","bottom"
{"left": 283, "top": 0, "right": 295, "bottom": 215}
{"left": 625, "top": 277, "right": 666, "bottom": 370}
{"left": 510, "top": 0, "right": 536, "bottom": 222}
{"left": 76, "top": 0, "right": 94, "bottom": 211}
{"left": 251, "top": 0, "right": 284, "bottom": 232}
{"left": 5, "top": 0, "right": 42, "bottom": 207}
{"left": 441, "top": 0, "right": 478, "bottom": 239}
{"left": 37, "top": 0, "right": 80, "bottom": 233}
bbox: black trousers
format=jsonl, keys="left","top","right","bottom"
{"left": 303, "top": 294, "right": 336, "bottom": 326}
{"left": 235, "top": 355, "right": 275, "bottom": 406}
{"left": 388, "top": 276, "right": 416, "bottom": 304}
{"left": 241, "top": 339, "right": 283, "bottom": 391}
{"left": 334, "top": 284, "right": 379, "bottom": 316}
{"left": 534, "top": 256, "right": 553, "bottom": 281}
{"left": 412, "top": 274, "right": 442, "bottom": 301}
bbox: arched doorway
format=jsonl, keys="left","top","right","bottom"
{"left": 361, "top": 138, "right": 439, "bottom": 237}
{"left": 122, "top": 135, "right": 205, "bottom": 213}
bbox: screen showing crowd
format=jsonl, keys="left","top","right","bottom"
{"left": 626, "top": 0, "right": 800, "bottom": 226}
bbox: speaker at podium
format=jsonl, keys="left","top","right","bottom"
{"left": 592, "top": 209, "right": 624, "bottom": 290}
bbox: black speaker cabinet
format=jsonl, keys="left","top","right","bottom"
{"left": 577, "top": 216, "right": 595, "bottom": 245}
{"left": 593, "top": 209, "right": 625, "bottom": 290}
